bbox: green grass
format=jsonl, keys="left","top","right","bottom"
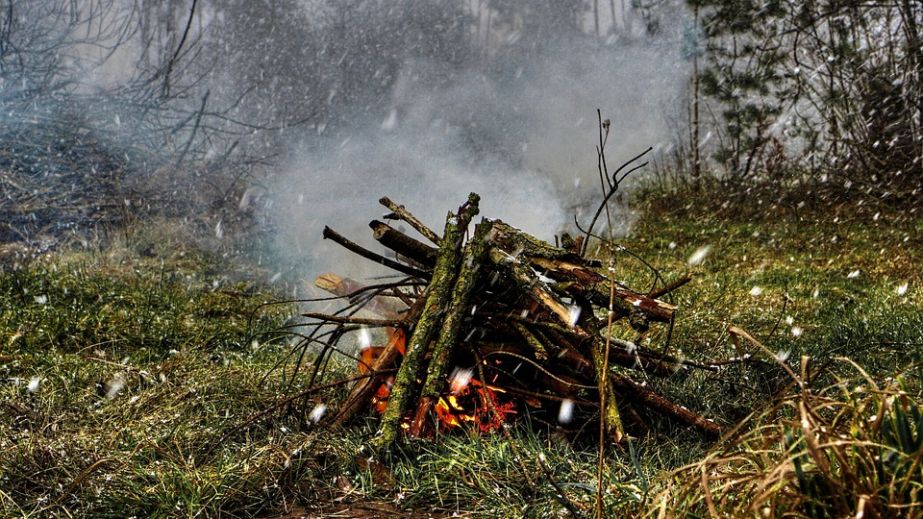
{"left": 0, "top": 250, "right": 319, "bottom": 518}
{"left": 1, "top": 191, "right": 921, "bottom": 517}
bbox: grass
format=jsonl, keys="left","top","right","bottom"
{"left": 649, "top": 361, "right": 923, "bottom": 517}
{"left": 1, "top": 188, "right": 921, "bottom": 517}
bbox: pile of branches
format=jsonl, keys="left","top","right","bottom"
{"left": 303, "top": 192, "right": 721, "bottom": 452}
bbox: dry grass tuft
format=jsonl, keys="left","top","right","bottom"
{"left": 649, "top": 358, "right": 922, "bottom": 518}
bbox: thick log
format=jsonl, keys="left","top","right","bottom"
{"left": 409, "top": 220, "right": 492, "bottom": 436}
{"left": 369, "top": 219, "right": 438, "bottom": 268}
{"left": 323, "top": 226, "right": 429, "bottom": 279}
{"left": 374, "top": 194, "right": 480, "bottom": 452}
{"left": 379, "top": 197, "right": 441, "bottom": 245}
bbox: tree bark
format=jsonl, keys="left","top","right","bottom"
{"left": 373, "top": 194, "right": 480, "bottom": 452}
{"left": 369, "top": 219, "right": 438, "bottom": 268}
{"left": 409, "top": 220, "right": 493, "bottom": 436}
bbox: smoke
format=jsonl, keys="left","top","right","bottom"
{"left": 269, "top": 22, "right": 690, "bottom": 280}
{"left": 0, "top": 0, "right": 693, "bottom": 280}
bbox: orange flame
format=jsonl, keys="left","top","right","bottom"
{"left": 357, "top": 329, "right": 516, "bottom": 433}
{"left": 432, "top": 379, "right": 515, "bottom": 433}
{"left": 363, "top": 328, "right": 406, "bottom": 414}
{"left": 358, "top": 328, "right": 407, "bottom": 375}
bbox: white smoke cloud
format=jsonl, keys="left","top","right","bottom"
{"left": 269, "top": 35, "right": 689, "bottom": 281}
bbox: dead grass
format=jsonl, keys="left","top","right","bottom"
{"left": 649, "top": 359, "right": 922, "bottom": 518}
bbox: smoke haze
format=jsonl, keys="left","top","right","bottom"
{"left": 0, "top": 1, "right": 693, "bottom": 280}
{"left": 269, "top": 11, "right": 690, "bottom": 279}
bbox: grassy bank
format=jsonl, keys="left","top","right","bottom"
{"left": 1, "top": 190, "right": 920, "bottom": 517}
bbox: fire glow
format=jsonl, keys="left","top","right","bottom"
{"left": 364, "top": 328, "right": 514, "bottom": 433}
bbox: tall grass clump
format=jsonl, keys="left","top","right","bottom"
{"left": 650, "top": 359, "right": 922, "bottom": 518}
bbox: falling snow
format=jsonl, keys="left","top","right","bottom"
{"left": 558, "top": 399, "right": 575, "bottom": 424}
{"left": 687, "top": 245, "right": 711, "bottom": 266}
{"left": 309, "top": 404, "right": 327, "bottom": 423}
{"left": 566, "top": 305, "right": 581, "bottom": 328}
{"left": 449, "top": 367, "right": 474, "bottom": 394}
{"left": 358, "top": 327, "right": 372, "bottom": 350}
{"left": 105, "top": 376, "right": 125, "bottom": 400}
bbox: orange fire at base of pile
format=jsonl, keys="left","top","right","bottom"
{"left": 434, "top": 379, "right": 516, "bottom": 434}
{"left": 360, "top": 328, "right": 516, "bottom": 434}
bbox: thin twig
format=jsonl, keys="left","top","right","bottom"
{"left": 200, "top": 370, "right": 396, "bottom": 465}
{"left": 300, "top": 313, "right": 405, "bottom": 327}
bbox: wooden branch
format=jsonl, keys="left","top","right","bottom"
{"left": 369, "top": 219, "right": 437, "bottom": 267}
{"left": 490, "top": 219, "right": 584, "bottom": 262}
{"left": 313, "top": 272, "right": 405, "bottom": 319}
{"left": 375, "top": 194, "right": 480, "bottom": 452}
{"left": 513, "top": 322, "right": 549, "bottom": 361}
{"left": 300, "top": 312, "right": 405, "bottom": 327}
{"left": 604, "top": 337, "right": 677, "bottom": 377}
{"left": 529, "top": 256, "right": 675, "bottom": 322}
{"left": 647, "top": 275, "right": 692, "bottom": 299}
{"left": 609, "top": 373, "right": 722, "bottom": 437}
{"left": 330, "top": 328, "right": 407, "bottom": 427}
{"left": 410, "top": 220, "right": 492, "bottom": 437}
{"left": 323, "top": 226, "right": 429, "bottom": 279}
{"left": 379, "top": 196, "right": 441, "bottom": 245}
{"left": 488, "top": 248, "right": 575, "bottom": 326}
{"left": 583, "top": 318, "right": 624, "bottom": 443}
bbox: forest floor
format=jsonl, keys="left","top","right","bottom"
{"left": 1, "top": 184, "right": 921, "bottom": 517}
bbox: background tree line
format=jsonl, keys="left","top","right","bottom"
{"left": 688, "top": 0, "right": 922, "bottom": 191}
{"left": 1, "top": 0, "right": 917, "bottom": 234}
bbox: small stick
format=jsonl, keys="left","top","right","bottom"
{"left": 610, "top": 372, "right": 721, "bottom": 437}
{"left": 330, "top": 328, "right": 409, "bottom": 427}
{"left": 513, "top": 322, "right": 549, "bottom": 361}
{"left": 200, "top": 370, "right": 397, "bottom": 464}
{"left": 300, "top": 312, "right": 405, "bottom": 327}
{"left": 379, "top": 196, "right": 441, "bottom": 245}
{"left": 647, "top": 275, "right": 692, "bottom": 299}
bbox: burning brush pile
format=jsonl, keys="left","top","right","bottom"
{"left": 308, "top": 193, "right": 720, "bottom": 452}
